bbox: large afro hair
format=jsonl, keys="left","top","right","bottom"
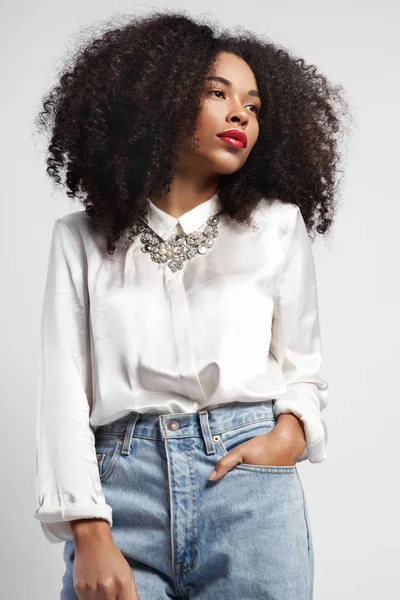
{"left": 35, "top": 9, "right": 351, "bottom": 255}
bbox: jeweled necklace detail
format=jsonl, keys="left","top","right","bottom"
{"left": 129, "top": 212, "right": 222, "bottom": 273}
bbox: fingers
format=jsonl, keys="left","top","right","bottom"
{"left": 208, "top": 452, "right": 242, "bottom": 482}
{"left": 117, "top": 571, "right": 139, "bottom": 599}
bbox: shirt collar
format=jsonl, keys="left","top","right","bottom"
{"left": 142, "top": 191, "right": 222, "bottom": 241}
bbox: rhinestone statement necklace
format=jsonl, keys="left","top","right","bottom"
{"left": 129, "top": 212, "right": 222, "bottom": 273}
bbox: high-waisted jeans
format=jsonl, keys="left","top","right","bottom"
{"left": 61, "top": 400, "right": 314, "bottom": 599}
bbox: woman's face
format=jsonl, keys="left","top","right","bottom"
{"left": 178, "top": 52, "right": 262, "bottom": 177}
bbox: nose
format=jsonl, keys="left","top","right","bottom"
{"left": 227, "top": 107, "right": 248, "bottom": 126}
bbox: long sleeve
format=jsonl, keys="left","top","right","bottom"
{"left": 270, "top": 205, "right": 329, "bottom": 464}
{"left": 33, "top": 218, "right": 113, "bottom": 543}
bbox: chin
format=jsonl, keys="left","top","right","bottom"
{"left": 216, "top": 164, "right": 244, "bottom": 175}
{"left": 215, "top": 158, "right": 247, "bottom": 175}
{"left": 202, "top": 151, "right": 245, "bottom": 174}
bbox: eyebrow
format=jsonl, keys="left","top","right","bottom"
{"left": 204, "top": 76, "right": 261, "bottom": 99}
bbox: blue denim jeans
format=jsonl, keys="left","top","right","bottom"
{"left": 61, "top": 400, "right": 314, "bottom": 599}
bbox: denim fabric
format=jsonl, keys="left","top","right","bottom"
{"left": 61, "top": 400, "right": 314, "bottom": 599}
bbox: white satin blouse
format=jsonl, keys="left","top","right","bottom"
{"left": 33, "top": 192, "right": 328, "bottom": 543}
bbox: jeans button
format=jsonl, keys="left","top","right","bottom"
{"left": 167, "top": 420, "right": 180, "bottom": 431}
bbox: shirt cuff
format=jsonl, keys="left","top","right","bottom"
{"left": 273, "top": 395, "right": 328, "bottom": 464}
{"left": 33, "top": 504, "right": 113, "bottom": 544}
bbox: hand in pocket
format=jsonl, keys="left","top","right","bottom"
{"left": 208, "top": 429, "right": 301, "bottom": 482}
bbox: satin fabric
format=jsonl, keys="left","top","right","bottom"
{"left": 33, "top": 192, "right": 328, "bottom": 543}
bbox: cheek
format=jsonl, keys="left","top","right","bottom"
{"left": 195, "top": 104, "right": 218, "bottom": 133}
{"left": 248, "top": 125, "right": 260, "bottom": 150}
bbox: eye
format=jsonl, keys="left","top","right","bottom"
{"left": 208, "top": 89, "right": 225, "bottom": 99}
{"left": 207, "top": 90, "right": 260, "bottom": 115}
{"left": 248, "top": 105, "right": 260, "bottom": 114}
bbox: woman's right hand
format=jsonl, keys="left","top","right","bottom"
{"left": 71, "top": 520, "right": 139, "bottom": 599}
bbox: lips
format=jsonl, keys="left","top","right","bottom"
{"left": 216, "top": 129, "right": 247, "bottom": 148}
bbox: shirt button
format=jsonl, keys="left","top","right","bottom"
{"left": 167, "top": 420, "right": 180, "bottom": 431}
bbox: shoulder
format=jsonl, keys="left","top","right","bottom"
{"left": 56, "top": 209, "right": 93, "bottom": 236}
{"left": 53, "top": 210, "right": 98, "bottom": 258}
{"left": 253, "top": 197, "right": 300, "bottom": 232}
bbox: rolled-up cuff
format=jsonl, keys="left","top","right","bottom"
{"left": 273, "top": 398, "right": 327, "bottom": 464}
{"left": 33, "top": 504, "right": 113, "bottom": 544}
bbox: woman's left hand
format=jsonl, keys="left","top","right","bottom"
{"left": 208, "top": 413, "right": 306, "bottom": 482}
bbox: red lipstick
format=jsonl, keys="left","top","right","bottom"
{"left": 216, "top": 129, "right": 247, "bottom": 149}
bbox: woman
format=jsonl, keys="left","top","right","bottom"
{"left": 33, "top": 10, "right": 348, "bottom": 600}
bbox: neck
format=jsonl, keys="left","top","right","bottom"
{"left": 151, "top": 174, "right": 219, "bottom": 219}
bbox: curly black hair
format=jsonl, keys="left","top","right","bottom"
{"left": 35, "top": 9, "right": 351, "bottom": 255}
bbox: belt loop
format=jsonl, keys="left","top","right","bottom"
{"left": 199, "top": 410, "right": 216, "bottom": 455}
{"left": 121, "top": 412, "right": 139, "bottom": 455}
{"left": 158, "top": 414, "right": 166, "bottom": 440}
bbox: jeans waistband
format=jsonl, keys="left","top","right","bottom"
{"left": 95, "top": 400, "right": 276, "bottom": 457}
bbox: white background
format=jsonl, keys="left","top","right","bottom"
{"left": 1, "top": 1, "right": 399, "bottom": 598}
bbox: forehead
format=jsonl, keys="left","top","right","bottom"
{"left": 207, "top": 52, "right": 258, "bottom": 89}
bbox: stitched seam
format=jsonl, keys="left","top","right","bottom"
{"left": 97, "top": 437, "right": 123, "bottom": 482}
{"left": 296, "top": 470, "right": 313, "bottom": 592}
{"left": 218, "top": 436, "right": 296, "bottom": 471}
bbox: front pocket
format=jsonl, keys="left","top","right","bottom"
{"left": 95, "top": 434, "right": 124, "bottom": 482}
{"left": 96, "top": 453, "right": 106, "bottom": 476}
{"left": 214, "top": 419, "right": 297, "bottom": 472}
